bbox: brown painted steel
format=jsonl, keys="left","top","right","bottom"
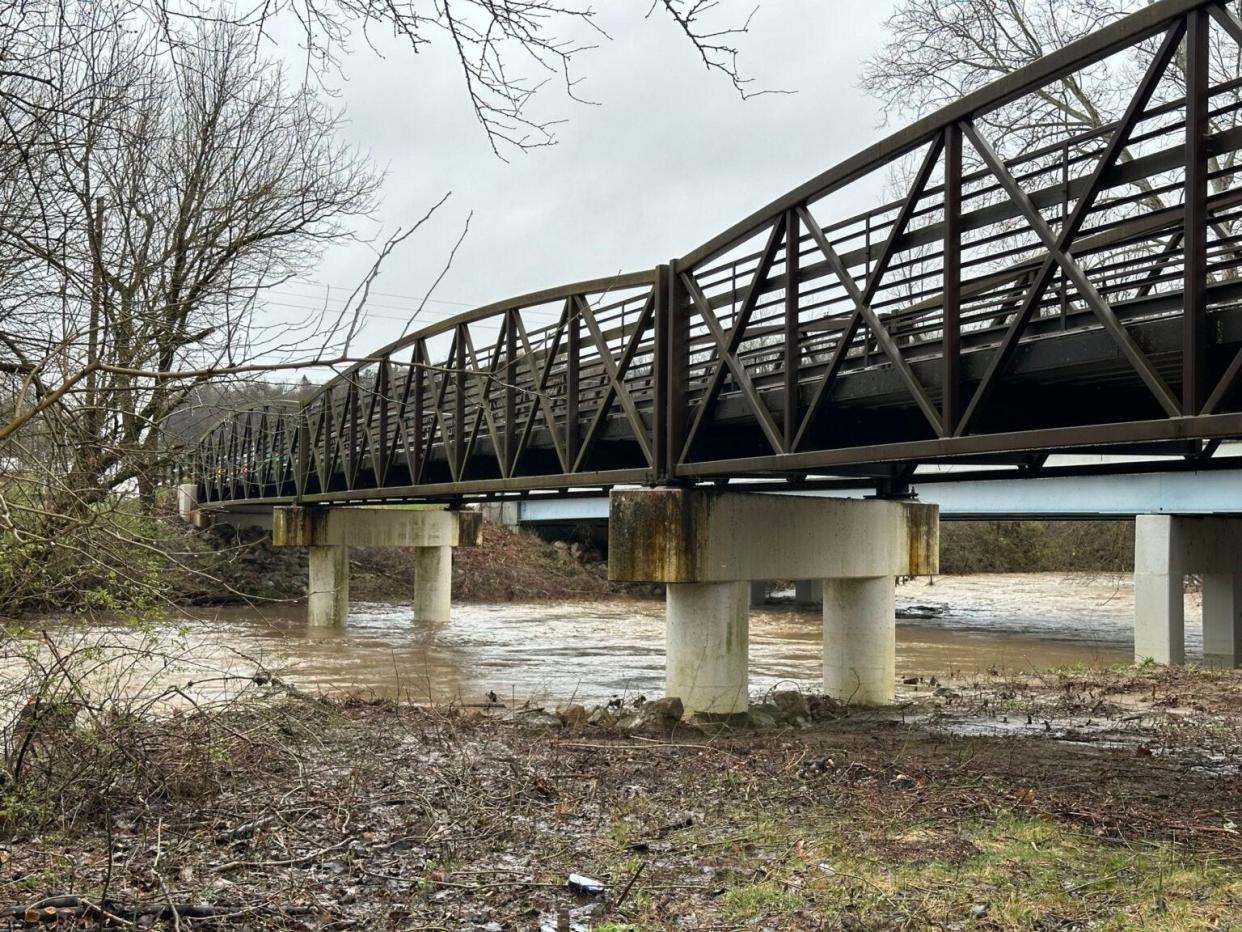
{"left": 189, "top": 1, "right": 1242, "bottom": 507}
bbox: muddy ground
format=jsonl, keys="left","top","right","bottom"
{"left": 2, "top": 665, "right": 1241, "bottom": 930}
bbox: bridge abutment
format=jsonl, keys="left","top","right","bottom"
{"left": 273, "top": 507, "right": 481, "bottom": 626}
{"left": 1134, "top": 515, "right": 1242, "bottom": 667}
{"left": 609, "top": 488, "right": 937, "bottom": 717}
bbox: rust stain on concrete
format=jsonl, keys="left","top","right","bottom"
{"left": 904, "top": 502, "right": 940, "bottom": 576}
{"left": 608, "top": 488, "right": 710, "bottom": 583}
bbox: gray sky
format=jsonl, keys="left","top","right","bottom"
{"left": 263, "top": 1, "right": 897, "bottom": 366}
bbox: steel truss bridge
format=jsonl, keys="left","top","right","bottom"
{"left": 190, "top": 0, "right": 1242, "bottom": 508}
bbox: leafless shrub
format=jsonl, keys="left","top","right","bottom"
{"left": 0, "top": 626, "right": 319, "bottom": 835}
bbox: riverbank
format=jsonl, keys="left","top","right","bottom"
{"left": 3, "top": 665, "right": 1240, "bottom": 929}
{"left": 177, "top": 517, "right": 610, "bottom": 607}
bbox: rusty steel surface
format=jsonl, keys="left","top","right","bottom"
{"left": 188, "top": 0, "right": 1242, "bottom": 506}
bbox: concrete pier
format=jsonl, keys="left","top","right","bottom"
{"left": 413, "top": 545, "right": 452, "bottom": 622}
{"left": 823, "top": 577, "right": 896, "bottom": 704}
{"left": 1134, "top": 515, "right": 1242, "bottom": 667}
{"left": 666, "top": 582, "right": 751, "bottom": 717}
{"left": 1202, "top": 573, "right": 1242, "bottom": 667}
{"left": 308, "top": 545, "right": 349, "bottom": 627}
{"left": 795, "top": 580, "right": 824, "bottom": 605}
{"left": 274, "top": 506, "right": 481, "bottom": 626}
{"left": 609, "top": 488, "right": 938, "bottom": 715}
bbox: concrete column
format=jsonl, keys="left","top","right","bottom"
{"left": 177, "top": 483, "right": 198, "bottom": 522}
{"left": 795, "top": 580, "right": 823, "bottom": 605}
{"left": 609, "top": 489, "right": 936, "bottom": 715}
{"left": 1202, "top": 572, "right": 1242, "bottom": 668}
{"left": 822, "top": 576, "right": 896, "bottom": 705}
{"left": 414, "top": 545, "right": 452, "bottom": 622}
{"left": 308, "top": 545, "right": 349, "bottom": 626}
{"left": 750, "top": 581, "right": 767, "bottom": 607}
{"left": 1134, "top": 514, "right": 1184, "bottom": 665}
{"left": 666, "top": 582, "right": 750, "bottom": 718}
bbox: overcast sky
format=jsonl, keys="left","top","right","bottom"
{"left": 264, "top": 2, "right": 897, "bottom": 366}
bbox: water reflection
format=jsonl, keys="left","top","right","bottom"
{"left": 23, "top": 573, "right": 1202, "bottom": 707}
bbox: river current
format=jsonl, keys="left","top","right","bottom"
{"left": 15, "top": 573, "right": 1205, "bottom": 707}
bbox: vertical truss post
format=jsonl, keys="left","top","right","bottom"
{"left": 665, "top": 260, "right": 689, "bottom": 481}
{"left": 453, "top": 325, "right": 466, "bottom": 478}
{"left": 346, "top": 381, "right": 359, "bottom": 488}
{"left": 295, "top": 409, "right": 309, "bottom": 500}
{"left": 566, "top": 302, "right": 581, "bottom": 471}
{"left": 504, "top": 309, "right": 517, "bottom": 475}
{"left": 783, "top": 210, "right": 800, "bottom": 449}
{"left": 413, "top": 343, "right": 425, "bottom": 484}
{"left": 653, "top": 264, "right": 672, "bottom": 480}
{"left": 942, "top": 123, "right": 962, "bottom": 436}
{"left": 377, "top": 360, "right": 391, "bottom": 483}
{"left": 1185, "top": 6, "right": 1210, "bottom": 415}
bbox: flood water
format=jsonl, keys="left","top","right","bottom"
{"left": 15, "top": 573, "right": 1206, "bottom": 707}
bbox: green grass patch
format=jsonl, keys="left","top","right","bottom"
{"left": 722, "top": 882, "right": 804, "bottom": 919}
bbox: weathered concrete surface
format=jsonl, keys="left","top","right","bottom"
{"left": 608, "top": 488, "right": 938, "bottom": 582}
{"left": 796, "top": 580, "right": 824, "bottom": 604}
{"left": 413, "top": 546, "right": 452, "bottom": 622}
{"left": 273, "top": 507, "right": 482, "bottom": 549}
{"left": 1135, "top": 515, "right": 1242, "bottom": 666}
{"left": 666, "top": 581, "right": 750, "bottom": 717}
{"left": 610, "top": 489, "right": 936, "bottom": 714}
{"left": 1203, "top": 573, "right": 1242, "bottom": 667}
{"left": 823, "top": 576, "right": 896, "bottom": 704}
{"left": 177, "top": 483, "right": 198, "bottom": 522}
{"left": 309, "top": 545, "right": 349, "bottom": 627}
{"left": 273, "top": 507, "right": 480, "bottom": 626}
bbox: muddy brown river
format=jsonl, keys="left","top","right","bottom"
{"left": 15, "top": 573, "right": 1207, "bottom": 708}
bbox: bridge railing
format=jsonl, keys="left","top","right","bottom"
{"left": 193, "top": 273, "right": 661, "bottom": 503}
{"left": 665, "top": 0, "right": 1242, "bottom": 479}
{"left": 193, "top": 0, "right": 1242, "bottom": 504}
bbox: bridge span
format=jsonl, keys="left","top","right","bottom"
{"left": 485, "top": 460, "right": 1242, "bottom": 525}
{"left": 185, "top": 0, "right": 1242, "bottom": 718}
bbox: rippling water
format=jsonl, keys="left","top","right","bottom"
{"left": 12, "top": 572, "right": 1205, "bottom": 708}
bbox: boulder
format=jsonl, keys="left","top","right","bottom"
{"left": 807, "top": 694, "right": 841, "bottom": 721}
{"left": 586, "top": 706, "right": 616, "bottom": 727}
{"left": 748, "top": 706, "right": 779, "bottom": 729}
{"left": 621, "top": 696, "right": 684, "bottom": 733}
{"left": 770, "top": 690, "right": 810, "bottom": 723}
{"left": 555, "top": 702, "right": 588, "bottom": 726}
{"left": 643, "top": 696, "right": 684, "bottom": 725}
{"left": 518, "top": 710, "right": 564, "bottom": 729}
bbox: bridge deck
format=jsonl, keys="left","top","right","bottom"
{"left": 191, "top": 0, "right": 1242, "bottom": 506}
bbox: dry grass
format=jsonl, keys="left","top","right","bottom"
{"left": 2, "top": 665, "right": 1241, "bottom": 928}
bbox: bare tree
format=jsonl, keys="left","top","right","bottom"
{"left": 861, "top": 0, "right": 1242, "bottom": 182}
{"left": 0, "top": 0, "right": 767, "bottom": 615}
{"left": 0, "top": 5, "right": 383, "bottom": 614}
{"left": 5, "top": 7, "right": 378, "bottom": 491}
{"left": 152, "top": 0, "right": 765, "bottom": 155}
